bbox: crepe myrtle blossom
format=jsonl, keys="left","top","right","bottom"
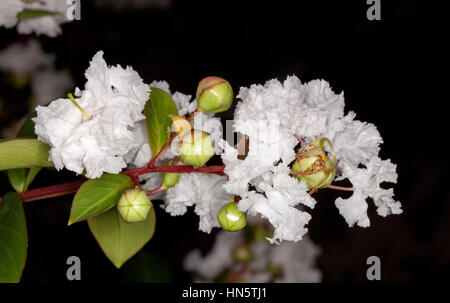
{"left": 0, "top": 0, "right": 71, "bottom": 37}
{"left": 219, "top": 76, "right": 401, "bottom": 243}
{"left": 184, "top": 227, "right": 322, "bottom": 283}
{"left": 33, "top": 51, "right": 150, "bottom": 178}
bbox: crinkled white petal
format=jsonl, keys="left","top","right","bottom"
{"left": 335, "top": 157, "right": 402, "bottom": 227}
{"left": 33, "top": 51, "right": 150, "bottom": 178}
{"left": 239, "top": 191, "right": 311, "bottom": 244}
{"left": 164, "top": 173, "right": 230, "bottom": 233}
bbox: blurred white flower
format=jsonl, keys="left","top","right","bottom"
{"left": 33, "top": 51, "right": 150, "bottom": 178}
{"left": 0, "top": 0, "right": 71, "bottom": 37}
{"left": 220, "top": 75, "right": 401, "bottom": 243}
{"left": 0, "top": 0, "right": 24, "bottom": 29}
{"left": 184, "top": 229, "right": 322, "bottom": 283}
{"left": 0, "top": 40, "right": 54, "bottom": 76}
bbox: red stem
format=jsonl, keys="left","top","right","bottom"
{"left": 19, "top": 179, "right": 86, "bottom": 203}
{"left": 18, "top": 165, "right": 225, "bottom": 203}
{"left": 146, "top": 133, "right": 177, "bottom": 168}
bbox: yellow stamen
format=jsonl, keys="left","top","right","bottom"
{"left": 67, "top": 93, "right": 91, "bottom": 121}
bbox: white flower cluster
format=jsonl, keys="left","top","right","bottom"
{"left": 33, "top": 51, "right": 150, "bottom": 178}
{"left": 220, "top": 76, "right": 402, "bottom": 243}
{"left": 0, "top": 39, "right": 74, "bottom": 106}
{"left": 0, "top": 0, "right": 70, "bottom": 37}
{"left": 184, "top": 229, "right": 322, "bottom": 283}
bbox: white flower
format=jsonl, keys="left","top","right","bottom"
{"left": 184, "top": 231, "right": 240, "bottom": 280}
{"left": 0, "top": 0, "right": 71, "bottom": 37}
{"left": 269, "top": 237, "right": 322, "bottom": 283}
{"left": 123, "top": 120, "right": 152, "bottom": 168}
{"left": 221, "top": 75, "right": 401, "bottom": 243}
{"left": 0, "top": 40, "right": 54, "bottom": 76}
{"left": 0, "top": 0, "right": 24, "bottom": 29}
{"left": 183, "top": 229, "right": 322, "bottom": 283}
{"left": 33, "top": 51, "right": 150, "bottom": 178}
{"left": 163, "top": 173, "right": 230, "bottom": 233}
{"left": 17, "top": 0, "right": 70, "bottom": 37}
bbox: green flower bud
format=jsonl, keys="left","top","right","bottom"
{"left": 291, "top": 137, "right": 336, "bottom": 190}
{"left": 217, "top": 202, "right": 247, "bottom": 232}
{"left": 117, "top": 189, "right": 153, "bottom": 223}
{"left": 233, "top": 244, "right": 252, "bottom": 263}
{"left": 178, "top": 130, "right": 215, "bottom": 168}
{"left": 196, "top": 76, "right": 234, "bottom": 113}
{"left": 161, "top": 171, "right": 180, "bottom": 190}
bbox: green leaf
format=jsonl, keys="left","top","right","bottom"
{"left": 0, "top": 139, "right": 53, "bottom": 171}
{"left": 7, "top": 112, "right": 42, "bottom": 193}
{"left": 17, "top": 111, "right": 37, "bottom": 138}
{"left": 88, "top": 206, "right": 156, "bottom": 268}
{"left": 0, "top": 192, "right": 28, "bottom": 283}
{"left": 17, "top": 9, "right": 60, "bottom": 21}
{"left": 8, "top": 169, "right": 27, "bottom": 193}
{"left": 144, "top": 87, "right": 178, "bottom": 157}
{"left": 68, "top": 174, "right": 134, "bottom": 225}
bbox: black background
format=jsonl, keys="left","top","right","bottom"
{"left": 0, "top": 0, "right": 447, "bottom": 282}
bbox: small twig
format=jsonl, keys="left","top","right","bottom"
{"left": 327, "top": 184, "right": 354, "bottom": 191}
{"left": 146, "top": 133, "right": 177, "bottom": 168}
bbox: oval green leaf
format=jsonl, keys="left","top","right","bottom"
{"left": 0, "top": 192, "right": 28, "bottom": 283}
{"left": 0, "top": 139, "right": 52, "bottom": 171}
{"left": 68, "top": 174, "right": 134, "bottom": 225}
{"left": 8, "top": 112, "right": 42, "bottom": 193}
{"left": 88, "top": 205, "right": 156, "bottom": 269}
{"left": 144, "top": 87, "right": 178, "bottom": 157}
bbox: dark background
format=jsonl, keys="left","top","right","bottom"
{"left": 0, "top": 0, "right": 447, "bottom": 282}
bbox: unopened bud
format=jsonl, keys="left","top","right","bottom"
{"left": 291, "top": 137, "right": 336, "bottom": 189}
{"left": 196, "top": 76, "right": 234, "bottom": 113}
{"left": 217, "top": 202, "right": 247, "bottom": 232}
{"left": 178, "top": 130, "right": 215, "bottom": 168}
{"left": 117, "top": 189, "right": 153, "bottom": 223}
{"left": 161, "top": 159, "right": 181, "bottom": 189}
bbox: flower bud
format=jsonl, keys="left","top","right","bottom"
{"left": 117, "top": 189, "right": 153, "bottom": 223}
{"left": 196, "top": 76, "right": 234, "bottom": 113}
{"left": 161, "top": 159, "right": 181, "bottom": 189}
{"left": 233, "top": 244, "right": 252, "bottom": 263}
{"left": 169, "top": 114, "right": 192, "bottom": 138}
{"left": 217, "top": 202, "right": 247, "bottom": 232}
{"left": 178, "top": 130, "right": 215, "bottom": 168}
{"left": 291, "top": 137, "right": 336, "bottom": 190}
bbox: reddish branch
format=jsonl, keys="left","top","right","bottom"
{"left": 18, "top": 164, "right": 225, "bottom": 203}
